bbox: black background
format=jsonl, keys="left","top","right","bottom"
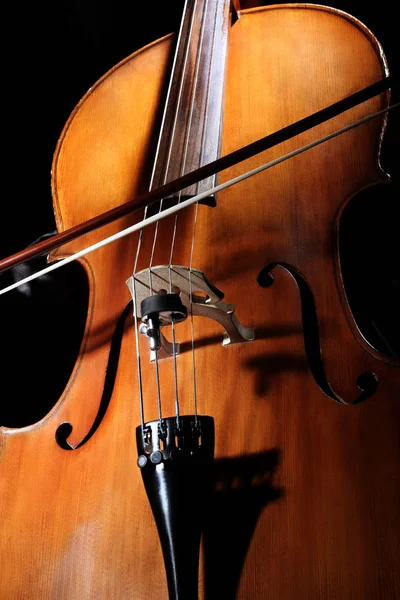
{"left": 0, "top": 1, "right": 398, "bottom": 425}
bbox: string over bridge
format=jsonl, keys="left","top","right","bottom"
{"left": 126, "top": 265, "right": 255, "bottom": 361}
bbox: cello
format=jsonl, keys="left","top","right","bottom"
{"left": 1, "top": 1, "right": 399, "bottom": 598}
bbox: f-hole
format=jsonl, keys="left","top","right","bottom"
{"left": 56, "top": 301, "right": 133, "bottom": 449}
{"left": 257, "top": 263, "right": 378, "bottom": 405}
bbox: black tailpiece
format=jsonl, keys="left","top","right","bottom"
{"left": 136, "top": 415, "right": 215, "bottom": 600}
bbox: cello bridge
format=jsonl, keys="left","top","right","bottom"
{"left": 126, "top": 265, "right": 255, "bottom": 361}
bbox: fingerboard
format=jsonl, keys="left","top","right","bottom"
{"left": 149, "top": 0, "right": 233, "bottom": 202}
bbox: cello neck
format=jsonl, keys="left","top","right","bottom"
{"left": 149, "top": 0, "right": 232, "bottom": 201}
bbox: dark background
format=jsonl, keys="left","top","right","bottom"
{"left": 0, "top": 1, "right": 398, "bottom": 426}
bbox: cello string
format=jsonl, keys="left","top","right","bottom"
{"left": 147, "top": 0, "right": 201, "bottom": 427}
{"left": 1, "top": 102, "right": 397, "bottom": 298}
{"left": 131, "top": 207, "right": 158, "bottom": 433}
{"left": 148, "top": 0, "right": 197, "bottom": 276}
{"left": 187, "top": 0, "right": 224, "bottom": 423}
{"left": 166, "top": 0, "right": 211, "bottom": 424}
{"left": 131, "top": 273, "right": 146, "bottom": 431}
{"left": 167, "top": 0, "right": 210, "bottom": 266}
{"left": 188, "top": 202, "right": 200, "bottom": 424}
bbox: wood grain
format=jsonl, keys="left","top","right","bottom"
{"left": 1, "top": 4, "right": 399, "bottom": 599}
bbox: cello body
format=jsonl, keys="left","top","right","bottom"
{"left": 1, "top": 3, "right": 399, "bottom": 599}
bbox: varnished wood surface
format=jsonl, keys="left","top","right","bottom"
{"left": 1, "top": 4, "right": 399, "bottom": 599}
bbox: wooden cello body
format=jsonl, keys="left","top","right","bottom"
{"left": 1, "top": 3, "right": 399, "bottom": 598}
